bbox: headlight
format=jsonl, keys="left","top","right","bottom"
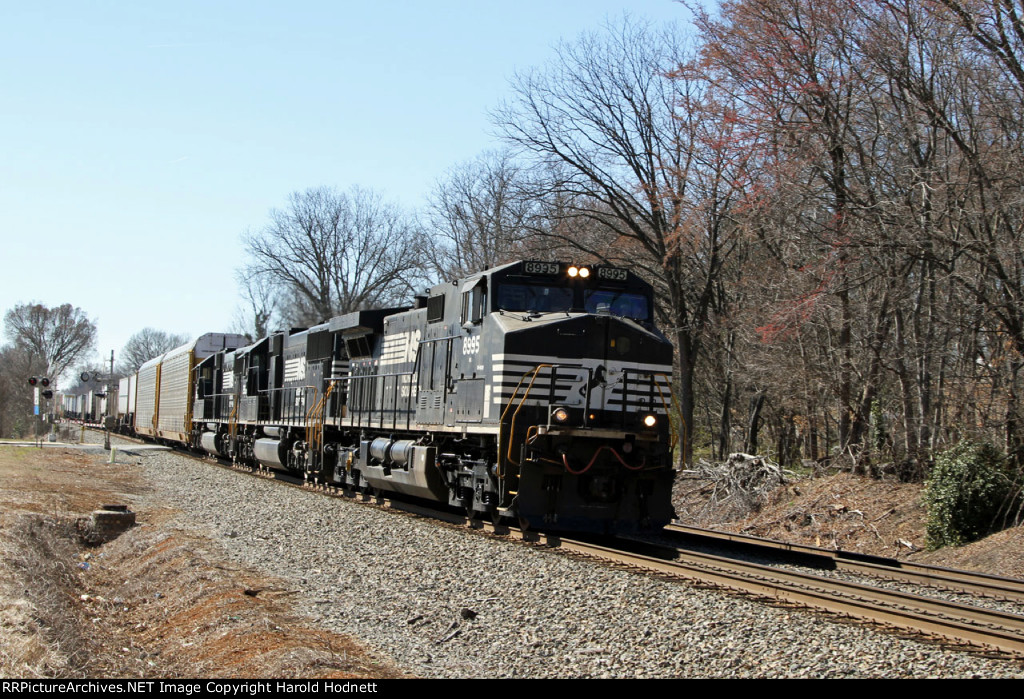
{"left": 578, "top": 267, "right": 590, "bottom": 278}
{"left": 552, "top": 407, "right": 570, "bottom": 423}
{"left": 643, "top": 414, "right": 657, "bottom": 428}
{"left": 567, "top": 266, "right": 580, "bottom": 278}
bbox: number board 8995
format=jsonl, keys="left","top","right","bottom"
{"left": 523, "top": 261, "right": 561, "bottom": 276}
{"left": 597, "top": 266, "right": 629, "bottom": 281}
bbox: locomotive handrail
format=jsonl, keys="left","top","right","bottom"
{"left": 303, "top": 385, "right": 322, "bottom": 428}
{"left": 617, "top": 369, "right": 686, "bottom": 458}
{"left": 417, "top": 334, "right": 462, "bottom": 343}
{"left": 496, "top": 363, "right": 555, "bottom": 477}
{"left": 620, "top": 370, "right": 683, "bottom": 455}
{"left": 228, "top": 396, "right": 239, "bottom": 444}
{"left": 202, "top": 389, "right": 237, "bottom": 425}
{"left": 305, "top": 381, "right": 335, "bottom": 458}
{"left": 303, "top": 386, "right": 320, "bottom": 449}
{"left": 259, "top": 383, "right": 313, "bottom": 426}
{"left": 327, "top": 368, "right": 418, "bottom": 431}
{"left": 617, "top": 369, "right": 681, "bottom": 451}
{"left": 326, "top": 371, "right": 416, "bottom": 380}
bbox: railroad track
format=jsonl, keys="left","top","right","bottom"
{"left": 536, "top": 533, "right": 1024, "bottom": 658}
{"left": 664, "top": 523, "right": 1024, "bottom": 603}
{"left": 348, "top": 495, "right": 1024, "bottom": 658}
{"left": 84, "top": 427, "right": 1024, "bottom": 660}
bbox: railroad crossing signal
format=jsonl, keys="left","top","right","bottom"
{"left": 28, "top": 376, "right": 54, "bottom": 417}
{"left": 28, "top": 377, "right": 53, "bottom": 399}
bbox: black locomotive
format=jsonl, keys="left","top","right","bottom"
{"left": 148, "top": 260, "right": 676, "bottom": 534}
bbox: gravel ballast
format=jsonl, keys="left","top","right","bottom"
{"left": 112, "top": 442, "right": 1024, "bottom": 678}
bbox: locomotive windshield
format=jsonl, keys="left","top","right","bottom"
{"left": 496, "top": 283, "right": 650, "bottom": 320}
{"left": 497, "top": 284, "right": 574, "bottom": 313}
{"left": 584, "top": 290, "right": 649, "bottom": 321}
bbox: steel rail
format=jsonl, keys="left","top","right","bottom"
{"left": 666, "top": 523, "right": 1024, "bottom": 603}
{"left": 536, "top": 534, "right": 1024, "bottom": 657}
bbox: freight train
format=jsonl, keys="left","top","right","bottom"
{"left": 88, "top": 260, "right": 678, "bottom": 534}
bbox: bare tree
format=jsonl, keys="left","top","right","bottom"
{"left": 120, "top": 328, "right": 190, "bottom": 373}
{"left": 242, "top": 186, "right": 427, "bottom": 326}
{"left": 232, "top": 267, "right": 280, "bottom": 341}
{"left": 496, "top": 17, "right": 750, "bottom": 464}
{"left": 426, "top": 149, "right": 547, "bottom": 280}
{"left": 3, "top": 303, "right": 97, "bottom": 386}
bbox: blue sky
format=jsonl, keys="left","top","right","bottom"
{"left": 0, "top": 1, "right": 690, "bottom": 370}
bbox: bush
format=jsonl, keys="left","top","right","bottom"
{"left": 925, "top": 441, "right": 1018, "bottom": 550}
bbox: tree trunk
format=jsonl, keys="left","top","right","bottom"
{"left": 675, "top": 324, "right": 697, "bottom": 467}
{"left": 718, "top": 376, "right": 732, "bottom": 461}
{"left": 894, "top": 309, "right": 920, "bottom": 457}
{"left": 745, "top": 390, "right": 766, "bottom": 456}
{"left": 839, "top": 284, "right": 853, "bottom": 451}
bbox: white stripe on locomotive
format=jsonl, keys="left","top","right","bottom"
{"left": 491, "top": 354, "right": 672, "bottom": 412}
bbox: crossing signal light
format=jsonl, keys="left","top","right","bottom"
{"left": 40, "top": 377, "right": 50, "bottom": 387}
{"left": 28, "top": 376, "right": 38, "bottom": 386}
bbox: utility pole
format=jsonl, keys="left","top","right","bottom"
{"left": 104, "top": 349, "right": 113, "bottom": 451}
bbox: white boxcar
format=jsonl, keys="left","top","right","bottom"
{"left": 117, "top": 374, "right": 137, "bottom": 429}
{"left": 135, "top": 333, "right": 249, "bottom": 443}
{"left": 61, "top": 392, "right": 85, "bottom": 419}
{"left": 117, "top": 376, "right": 130, "bottom": 415}
{"left": 135, "top": 355, "right": 162, "bottom": 435}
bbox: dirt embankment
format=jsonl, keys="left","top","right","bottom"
{"left": 674, "top": 468, "right": 1024, "bottom": 580}
{"left": 0, "top": 445, "right": 405, "bottom": 679}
